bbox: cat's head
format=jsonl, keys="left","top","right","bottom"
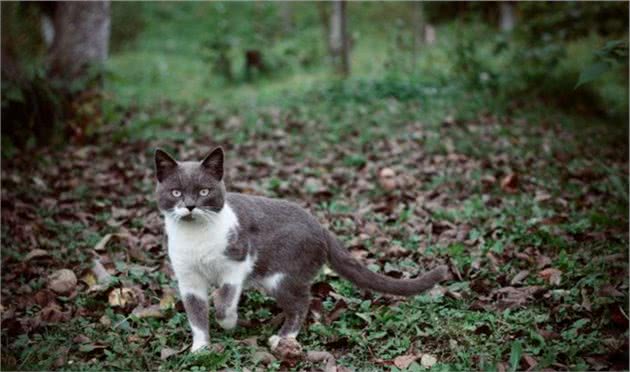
{"left": 154, "top": 147, "right": 226, "bottom": 222}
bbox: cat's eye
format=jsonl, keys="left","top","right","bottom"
{"left": 171, "top": 190, "right": 182, "bottom": 198}
{"left": 199, "top": 189, "right": 210, "bottom": 196}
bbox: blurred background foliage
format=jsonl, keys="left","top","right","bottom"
{"left": 1, "top": 1, "right": 628, "bottom": 154}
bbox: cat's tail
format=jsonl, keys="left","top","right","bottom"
{"left": 325, "top": 232, "right": 450, "bottom": 296}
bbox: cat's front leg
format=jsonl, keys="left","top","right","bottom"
{"left": 213, "top": 283, "right": 242, "bottom": 330}
{"left": 177, "top": 271, "right": 210, "bottom": 352}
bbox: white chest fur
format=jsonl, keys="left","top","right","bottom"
{"left": 165, "top": 203, "right": 252, "bottom": 286}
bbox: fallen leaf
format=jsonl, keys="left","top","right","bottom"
{"left": 539, "top": 268, "right": 562, "bottom": 286}
{"left": 597, "top": 284, "right": 623, "bottom": 298}
{"left": 378, "top": 168, "right": 397, "bottom": 191}
{"left": 306, "top": 351, "right": 337, "bottom": 372}
{"left": 33, "top": 289, "right": 57, "bottom": 307}
{"left": 48, "top": 269, "right": 77, "bottom": 295}
{"left": 510, "top": 270, "right": 530, "bottom": 285}
{"left": 384, "top": 245, "right": 408, "bottom": 258}
{"left": 53, "top": 347, "right": 69, "bottom": 368}
{"left": 500, "top": 173, "right": 518, "bottom": 193}
{"left": 523, "top": 353, "right": 537, "bottom": 370}
{"left": 99, "top": 315, "right": 112, "bottom": 327}
{"left": 534, "top": 191, "right": 552, "bottom": 202}
{"left": 73, "top": 334, "right": 91, "bottom": 344}
{"left": 25, "top": 249, "right": 49, "bottom": 261}
{"left": 326, "top": 299, "right": 348, "bottom": 324}
{"left": 160, "top": 347, "right": 178, "bottom": 360}
{"left": 132, "top": 304, "right": 163, "bottom": 318}
{"left": 91, "top": 258, "right": 113, "bottom": 284}
{"left": 253, "top": 351, "right": 277, "bottom": 364}
{"left": 159, "top": 289, "right": 176, "bottom": 310}
{"left": 94, "top": 234, "right": 113, "bottom": 252}
{"left": 492, "top": 286, "right": 543, "bottom": 310}
{"left": 108, "top": 288, "right": 137, "bottom": 307}
{"left": 39, "top": 303, "right": 71, "bottom": 324}
{"left": 394, "top": 354, "right": 418, "bottom": 369}
{"left": 609, "top": 305, "right": 629, "bottom": 327}
{"left": 240, "top": 336, "right": 258, "bottom": 347}
{"left": 81, "top": 273, "right": 97, "bottom": 288}
{"left": 420, "top": 353, "right": 437, "bottom": 368}
{"left": 536, "top": 254, "right": 552, "bottom": 269}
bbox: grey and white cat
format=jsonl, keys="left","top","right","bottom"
{"left": 154, "top": 147, "right": 449, "bottom": 353}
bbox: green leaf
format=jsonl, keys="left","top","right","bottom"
{"left": 509, "top": 340, "right": 522, "bottom": 372}
{"left": 575, "top": 61, "right": 610, "bottom": 88}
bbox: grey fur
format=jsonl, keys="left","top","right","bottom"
{"left": 214, "top": 284, "right": 237, "bottom": 321}
{"left": 155, "top": 147, "right": 449, "bottom": 342}
{"left": 183, "top": 294, "right": 209, "bottom": 342}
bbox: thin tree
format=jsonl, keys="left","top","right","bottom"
{"left": 411, "top": 2, "right": 425, "bottom": 74}
{"left": 499, "top": 2, "right": 516, "bottom": 32}
{"left": 329, "top": 0, "right": 349, "bottom": 77}
{"left": 47, "top": 1, "right": 111, "bottom": 81}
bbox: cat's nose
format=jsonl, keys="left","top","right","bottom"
{"left": 186, "top": 205, "right": 195, "bottom": 212}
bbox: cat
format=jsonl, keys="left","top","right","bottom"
{"left": 154, "top": 146, "right": 450, "bottom": 354}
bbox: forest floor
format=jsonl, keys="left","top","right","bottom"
{"left": 1, "top": 78, "right": 629, "bottom": 371}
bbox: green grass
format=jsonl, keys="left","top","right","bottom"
{"left": 3, "top": 78, "right": 627, "bottom": 369}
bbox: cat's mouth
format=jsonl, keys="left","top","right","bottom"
{"left": 181, "top": 214, "right": 195, "bottom": 222}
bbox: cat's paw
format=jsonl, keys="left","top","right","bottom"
{"left": 217, "top": 311, "right": 238, "bottom": 330}
{"left": 268, "top": 335, "right": 282, "bottom": 350}
{"left": 191, "top": 342, "right": 209, "bottom": 353}
{"left": 269, "top": 336, "right": 303, "bottom": 361}
{"left": 191, "top": 343, "right": 224, "bottom": 354}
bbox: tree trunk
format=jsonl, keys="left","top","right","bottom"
{"left": 329, "top": 0, "right": 349, "bottom": 77}
{"left": 499, "top": 2, "right": 515, "bottom": 32}
{"left": 48, "top": 1, "right": 111, "bottom": 81}
{"left": 411, "top": 2, "right": 424, "bottom": 73}
{"left": 280, "top": 2, "right": 293, "bottom": 35}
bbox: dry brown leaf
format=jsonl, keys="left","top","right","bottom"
{"left": 420, "top": 354, "right": 437, "bottom": 368}
{"left": 48, "top": 269, "right": 77, "bottom": 295}
{"left": 253, "top": 351, "right": 277, "bottom": 365}
{"left": 523, "top": 353, "right": 537, "bottom": 370}
{"left": 510, "top": 270, "right": 530, "bottom": 285}
{"left": 39, "top": 303, "right": 71, "bottom": 323}
{"left": 393, "top": 354, "right": 418, "bottom": 369}
{"left": 94, "top": 234, "right": 113, "bottom": 252}
{"left": 73, "top": 334, "right": 91, "bottom": 344}
{"left": 326, "top": 299, "right": 348, "bottom": 324}
{"left": 597, "top": 284, "right": 624, "bottom": 298}
{"left": 539, "top": 268, "right": 562, "bottom": 286}
{"left": 492, "top": 286, "right": 543, "bottom": 310}
{"left": 500, "top": 173, "right": 518, "bottom": 193}
{"left": 160, "top": 347, "right": 178, "bottom": 360}
{"left": 99, "top": 315, "right": 112, "bottom": 327}
{"left": 81, "top": 273, "right": 97, "bottom": 288}
{"left": 25, "top": 249, "right": 49, "bottom": 261}
{"left": 91, "top": 258, "right": 112, "bottom": 283}
{"left": 240, "top": 336, "right": 258, "bottom": 347}
{"left": 159, "top": 289, "right": 177, "bottom": 310}
{"left": 384, "top": 245, "right": 408, "bottom": 258}
{"left": 536, "top": 254, "right": 552, "bottom": 269}
{"left": 108, "top": 288, "right": 136, "bottom": 307}
{"left": 378, "top": 168, "right": 397, "bottom": 191}
{"left": 132, "top": 304, "right": 163, "bottom": 319}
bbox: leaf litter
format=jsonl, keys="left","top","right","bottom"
{"left": 0, "top": 94, "right": 628, "bottom": 371}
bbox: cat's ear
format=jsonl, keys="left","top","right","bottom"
{"left": 155, "top": 149, "right": 178, "bottom": 182}
{"left": 201, "top": 146, "right": 224, "bottom": 180}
